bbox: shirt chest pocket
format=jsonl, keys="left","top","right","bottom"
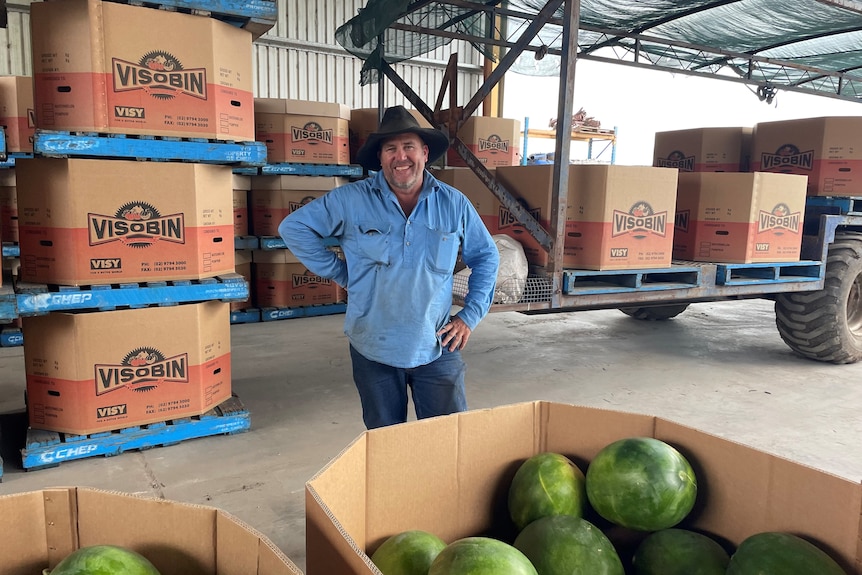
{"left": 424, "top": 226, "right": 459, "bottom": 274}
{"left": 356, "top": 223, "right": 391, "bottom": 265}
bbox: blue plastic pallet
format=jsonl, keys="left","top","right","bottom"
{"left": 235, "top": 235, "right": 260, "bottom": 251}
{"left": 233, "top": 163, "right": 364, "bottom": 177}
{"left": 806, "top": 196, "right": 862, "bottom": 215}
{"left": 230, "top": 308, "right": 262, "bottom": 324}
{"left": 0, "top": 152, "right": 33, "bottom": 169}
{"left": 14, "top": 273, "right": 248, "bottom": 316}
{"left": 715, "top": 260, "right": 823, "bottom": 286}
{"left": 121, "top": 0, "right": 276, "bottom": 38}
{"left": 21, "top": 395, "right": 250, "bottom": 470}
{"left": 0, "top": 126, "right": 5, "bottom": 160}
{"left": 1, "top": 243, "right": 19, "bottom": 258}
{"left": 260, "top": 302, "right": 346, "bottom": 322}
{"left": 259, "top": 236, "right": 287, "bottom": 250}
{"left": 0, "top": 285, "right": 15, "bottom": 322}
{"left": 563, "top": 265, "right": 703, "bottom": 296}
{"left": 34, "top": 131, "right": 267, "bottom": 166}
{"left": 0, "top": 326, "right": 23, "bottom": 347}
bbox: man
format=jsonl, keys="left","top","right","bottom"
{"left": 278, "top": 105, "right": 500, "bottom": 429}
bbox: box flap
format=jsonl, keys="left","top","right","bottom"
{"left": 255, "top": 98, "right": 351, "bottom": 120}
{"left": 656, "top": 418, "right": 862, "bottom": 574}
{"left": 0, "top": 489, "right": 51, "bottom": 575}
{"left": 306, "top": 434, "right": 370, "bottom": 575}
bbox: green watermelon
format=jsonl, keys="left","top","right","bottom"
{"left": 44, "top": 545, "right": 160, "bottom": 575}
{"left": 632, "top": 528, "right": 729, "bottom": 575}
{"left": 370, "top": 530, "right": 447, "bottom": 575}
{"left": 508, "top": 452, "right": 587, "bottom": 532}
{"left": 513, "top": 515, "right": 624, "bottom": 575}
{"left": 585, "top": 437, "right": 696, "bottom": 531}
{"left": 428, "top": 537, "right": 538, "bottom": 575}
{"left": 726, "top": 531, "right": 847, "bottom": 575}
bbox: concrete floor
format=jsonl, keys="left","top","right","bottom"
{"left": 2, "top": 298, "right": 862, "bottom": 572}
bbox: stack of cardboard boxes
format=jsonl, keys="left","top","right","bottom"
{"left": 239, "top": 99, "right": 354, "bottom": 313}
{"left": 12, "top": 0, "right": 258, "bottom": 437}
{"left": 0, "top": 75, "right": 34, "bottom": 294}
{"left": 435, "top": 115, "right": 837, "bottom": 275}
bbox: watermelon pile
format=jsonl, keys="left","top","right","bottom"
{"left": 368, "top": 437, "right": 849, "bottom": 575}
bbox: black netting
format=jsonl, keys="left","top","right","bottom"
{"left": 336, "top": 0, "right": 862, "bottom": 101}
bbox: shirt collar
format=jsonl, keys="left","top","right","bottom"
{"left": 372, "top": 169, "right": 440, "bottom": 202}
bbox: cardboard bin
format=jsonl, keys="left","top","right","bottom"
{"left": 233, "top": 174, "right": 251, "bottom": 238}
{"left": 30, "top": 0, "right": 254, "bottom": 141}
{"left": 0, "top": 487, "right": 301, "bottom": 575}
{"left": 250, "top": 175, "right": 345, "bottom": 236}
{"left": 0, "top": 75, "right": 35, "bottom": 153}
{"left": 674, "top": 172, "right": 807, "bottom": 263}
{"left": 253, "top": 249, "right": 342, "bottom": 309}
{"left": 751, "top": 116, "right": 862, "bottom": 196}
{"left": 447, "top": 116, "right": 521, "bottom": 168}
{"left": 255, "top": 98, "right": 350, "bottom": 165}
{"left": 305, "top": 401, "right": 862, "bottom": 575}
{"left": 232, "top": 249, "right": 252, "bottom": 311}
{"left": 23, "top": 301, "right": 232, "bottom": 435}
{"left": 0, "top": 168, "right": 17, "bottom": 243}
{"left": 653, "top": 127, "right": 753, "bottom": 172}
{"left": 16, "top": 158, "right": 234, "bottom": 286}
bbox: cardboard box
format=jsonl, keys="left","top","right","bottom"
{"left": 23, "top": 301, "right": 232, "bottom": 435}
{"left": 350, "top": 107, "right": 433, "bottom": 165}
{"left": 654, "top": 127, "right": 752, "bottom": 172}
{"left": 232, "top": 249, "right": 252, "bottom": 311}
{"left": 30, "top": 0, "right": 254, "bottom": 141}
{"left": 250, "top": 175, "right": 345, "bottom": 236}
{"left": 255, "top": 98, "right": 350, "bottom": 165}
{"left": 305, "top": 401, "right": 862, "bottom": 575}
{"left": 447, "top": 116, "right": 521, "bottom": 168}
{"left": 0, "top": 168, "right": 17, "bottom": 243}
{"left": 16, "top": 158, "right": 234, "bottom": 286}
{"left": 439, "top": 165, "right": 677, "bottom": 270}
{"left": 751, "top": 116, "right": 862, "bottom": 196}
{"left": 0, "top": 75, "right": 35, "bottom": 153}
{"left": 253, "top": 249, "right": 343, "bottom": 308}
{"left": 0, "top": 487, "right": 301, "bottom": 575}
{"left": 674, "top": 172, "right": 807, "bottom": 263}
{"left": 233, "top": 174, "right": 251, "bottom": 237}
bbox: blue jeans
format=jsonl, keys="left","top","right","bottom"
{"left": 349, "top": 344, "right": 467, "bottom": 429}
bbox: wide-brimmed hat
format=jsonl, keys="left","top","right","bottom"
{"left": 355, "top": 105, "right": 450, "bottom": 171}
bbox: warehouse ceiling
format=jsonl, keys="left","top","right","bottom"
{"left": 336, "top": 0, "right": 862, "bottom": 104}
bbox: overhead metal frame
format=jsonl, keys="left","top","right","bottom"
{"left": 369, "top": 0, "right": 862, "bottom": 312}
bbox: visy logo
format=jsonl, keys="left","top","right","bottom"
{"left": 97, "top": 404, "right": 128, "bottom": 418}
{"left": 115, "top": 106, "right": 146, "bottom": 118}
{"left": 91, "top": 258, "right": 122, "bottom": 270}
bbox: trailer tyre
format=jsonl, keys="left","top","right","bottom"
{"left": 619, "top": 304, "right": 690, "bottom": 321}
{"left": 775, "top": 232, "right": 862, "bottom": 364}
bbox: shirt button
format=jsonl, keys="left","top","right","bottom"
{"left": 406, "top": 242, "right": 411, "bottom": 246}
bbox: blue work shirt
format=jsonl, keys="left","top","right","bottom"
{"left": 278, "top": 169, "right": 500, "bottom": 368}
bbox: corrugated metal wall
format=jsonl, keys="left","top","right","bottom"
{"left": 2, "top": 0, "right": 485, "bottom": 111}
{"left": 253, "top": 0, "right": 484, "bottom": 110}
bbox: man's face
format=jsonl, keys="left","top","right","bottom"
{"left": 378, "top": 133, "right": 429, "bottom": 195}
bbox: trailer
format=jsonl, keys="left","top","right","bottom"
{"left": 336, "top": 0, "right": 862, "bottom": 364}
